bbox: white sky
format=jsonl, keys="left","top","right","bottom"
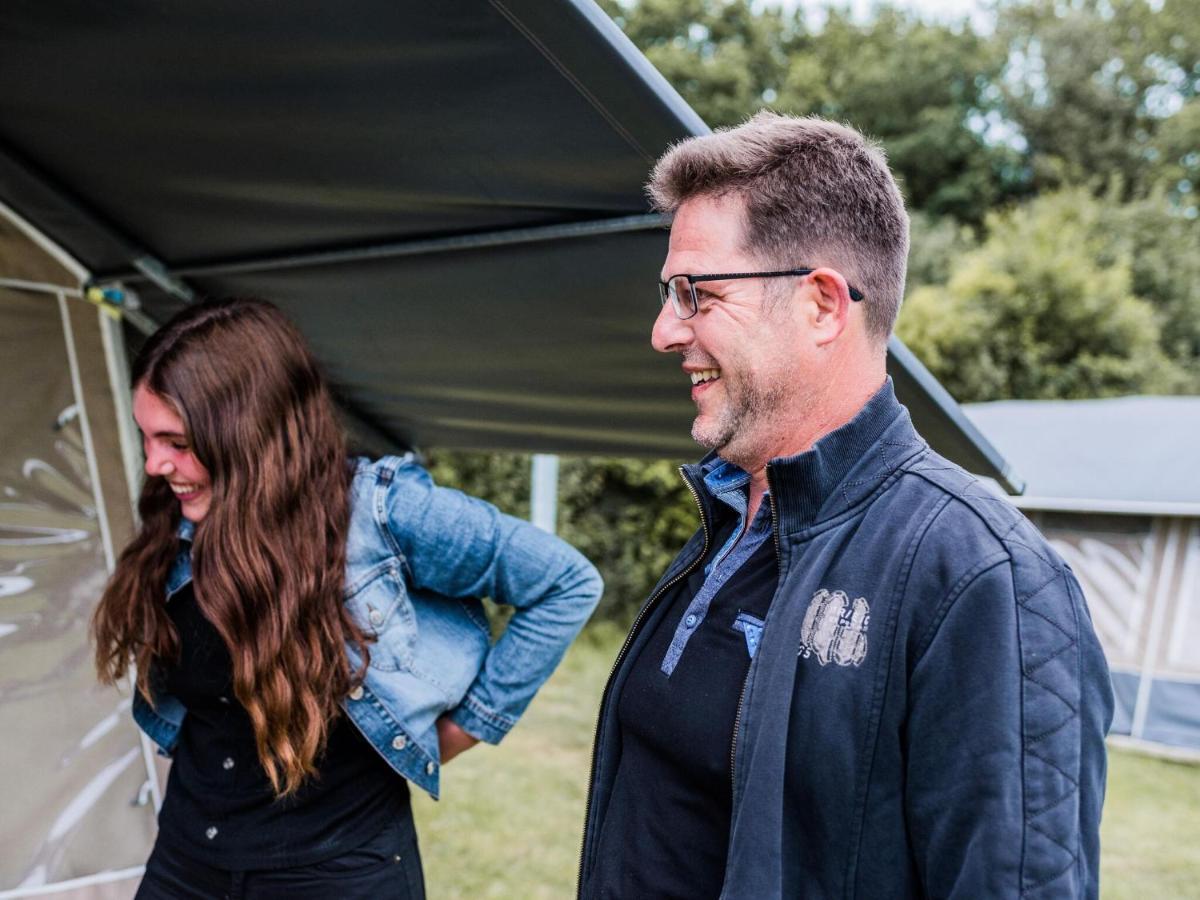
{"left": 761, "top": 0, "right": 994, "bottom": 32}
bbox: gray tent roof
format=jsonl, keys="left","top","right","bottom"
{"left": 966, "top": 396, "right": 1200, "bottom": 510}
{"left": 0, "top": 0, "right": 1017, "bottom": 490}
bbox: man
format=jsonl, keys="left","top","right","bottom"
{"left": 578, "top": 112, "right": 1113, "bottom": 899}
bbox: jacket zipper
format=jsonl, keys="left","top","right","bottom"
{"left": 576, "top": 466, "right": 711, "bottom": 897}
{"left": 729, "top": 466, "right": 783, "bottom": 784}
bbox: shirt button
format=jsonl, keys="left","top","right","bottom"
{"left": 222, "top": 757, "right": 235, "bottom": 770}
{"left": 426, "top": 761, "right": 436, "bottom": 776}
{"left": 218, "top": 696, "right": 230, "bottom": 705}
{"left": 205, "top": 826, "right": 218, "bottom": 840}
{"left": 348, "top": 685, "right": 365, "bottom": 701}
{"left": 391, "top": 735, "right": 407, "bottom": 750}
{"left": 684, "top": 614, "right": 698, "bottom": 628}
{"left": 368, "top": 608, "right": 384, "bottom": 626}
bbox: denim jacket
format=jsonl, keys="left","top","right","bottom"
{"left": 132, "top": 455, "right": 603, "bottom": 799}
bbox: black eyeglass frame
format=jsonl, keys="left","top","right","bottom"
{"left": 657, "top": 268, "right": 865, "bottom": 319}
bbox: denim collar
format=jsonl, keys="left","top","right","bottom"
{"left": 700, "top": 457, "right": 761, "bottom": 521}
{"left": 166, "top": 518, "right": 195, "bottom": 599}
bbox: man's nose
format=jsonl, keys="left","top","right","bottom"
{"left": 651, "top": 301, "right": 692, "bottom": 353}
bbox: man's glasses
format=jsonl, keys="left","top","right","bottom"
{"left": 657, "top": 268, "right": 865, "bottom": 320}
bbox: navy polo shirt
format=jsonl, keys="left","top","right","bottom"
{"left": 588, "top": 462, "right": 779, "bottom": 899}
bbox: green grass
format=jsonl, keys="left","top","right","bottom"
{"left": 1101, "top": 747, "right": 1200, "bottom": 898}
{"left": 414, "top": 626, "right": 1200, "bottom": 897}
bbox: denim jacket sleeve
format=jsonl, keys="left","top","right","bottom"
{"left": 383, "top": 462, "right": 603, "bottom": 744}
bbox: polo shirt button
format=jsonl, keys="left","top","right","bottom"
{"left": 348, "top": 685, "right": 364, "bottom": 701}
{"left": 426, "top": 761, "right": 436, "bottom": 776}
{"left": 392, "top": 735, "right": 407, "bottom": 750}
{"left": 684, "top": 614, "right": 698, "bottom": 628}
{"left": 205, "top": 826, "right": 218, "bottom": 840}
{"left": 222, "top": 757, "right": 235, "bottom": 771}
{"left": 368, "top": 608, "right": 384, "bottom": 626}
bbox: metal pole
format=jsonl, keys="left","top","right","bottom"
{"left": 530, "top": 453, "right": 560, "bottom": 535}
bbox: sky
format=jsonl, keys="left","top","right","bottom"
{"left": 760, "top": 0, "right": 995, "bottom": 32}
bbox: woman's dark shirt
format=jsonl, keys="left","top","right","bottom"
{"left": 154, "top": 582, "right": 406, "bottom": 869}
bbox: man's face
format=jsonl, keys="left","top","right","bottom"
{"left": 652, "top": 193, "right": 811, "bottom": 469}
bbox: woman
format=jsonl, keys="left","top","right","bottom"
{"left": 92, "top": 298, "right": 602, "bottom": 899}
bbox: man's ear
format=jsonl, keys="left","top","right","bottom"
{"left": 805, "top": 268, "right": 853, "bottom": 346}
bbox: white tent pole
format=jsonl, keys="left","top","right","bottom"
{"left": 530, "top": 454, "right": 559, "bottom": 535}
{"left": 100, "top": 309, "right": 142, "bottom": 514}
{"left": 58, "top": 293, "right": 115, "bottom": 572}
{"left": 1131, "top": 517, "right": 1183, "bottom": 738}
{"left": 0, "top": 199, "right": 89, "bottom": 284}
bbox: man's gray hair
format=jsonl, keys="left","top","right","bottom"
{"left": 647, "top": 111, "right": 910, "bottom": 341}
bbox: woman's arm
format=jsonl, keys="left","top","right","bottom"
{"left": 384, "top": 461, "right": 604, "bottom": 746}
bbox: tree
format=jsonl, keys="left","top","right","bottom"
{"left": 599, "top": 0, "right": 1024, "bottom": 224}
{"left": 897, "top": 188, "right": 1184, "bottom": 401}
{"left": 997, "top": 0, "right": 1200, "bottom": 206}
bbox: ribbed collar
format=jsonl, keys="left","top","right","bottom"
{"left": 684, "top": 378, "right": 923, "bottom": 539}
{"left": 766, "top": 378, "right": 921, "bottom": 534}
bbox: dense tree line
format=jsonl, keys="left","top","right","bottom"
{"left": 434, "top": 0, "right": 1200, "bottom": 620}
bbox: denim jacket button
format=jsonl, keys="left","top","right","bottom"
{"left": 392, "top": 735, "right": 407, "bottom": 750}
{"left": 349, "top": 685, "right": 365, "bottom": 701}
{"left": 426, "top": 761, "right": 436, "bottom": 776}
{"left": 368, "top": 608, "right": 384, "bottom": 626}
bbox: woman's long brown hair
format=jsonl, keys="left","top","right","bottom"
{"left": 92, "top": 298, "right": 371, "bottom": 796}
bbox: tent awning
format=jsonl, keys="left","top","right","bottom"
{"left": 0, "top": 0, "right": 1021, "bottom": 491}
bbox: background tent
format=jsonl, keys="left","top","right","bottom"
{"left": 0, "top": 1, "right": 1019, "bottom": 895}
{"left": 968, "top": 398, "right": 1200, "bottom": 754}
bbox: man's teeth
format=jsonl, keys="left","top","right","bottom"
{"left": 690, "top": 368, "right": 721, "bottom": 385}
{"left": 169, "top": 483, "right": 201, "bottom": 495}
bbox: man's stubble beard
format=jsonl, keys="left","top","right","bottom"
{"left": 692, "top": 369, "right": 795, "bottom": 469}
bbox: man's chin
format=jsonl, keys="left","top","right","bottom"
{"left": 691, "top": 418, "right": 730, "bottom": 453}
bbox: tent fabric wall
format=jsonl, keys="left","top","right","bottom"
{"left": 1029, "top": 511, "right": 1200, "bottom": 752}
{"left": 0, "top": 217, "right": 154, "bottom": 898}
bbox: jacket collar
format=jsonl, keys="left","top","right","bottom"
{"left": 684, "top": 378, "right": 924, "bottom": 538}
{"left": 166, "top": 518, "right": 195, "bottom": 599}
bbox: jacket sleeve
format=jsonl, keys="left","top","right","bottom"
{"left": 905, "top": 554, "right": 1112, "bottom": 899}
{"left": 383, "top": 462, "right": 603, "bottom": 744}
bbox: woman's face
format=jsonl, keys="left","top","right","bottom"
{"left": 132, "top": 384, "right": 212, "bottom": 522}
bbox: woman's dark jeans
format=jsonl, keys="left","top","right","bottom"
{"left": 135, "top": 808, "right": 425, "bottom": 900}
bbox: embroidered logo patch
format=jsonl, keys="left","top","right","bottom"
{"left": 732, "top": 611, "right": 765, "bottom": 659}
{"left": 798, "top": 588, "right": 870, "bottom": 667}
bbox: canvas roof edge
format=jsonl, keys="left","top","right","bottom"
{"left": 0, "top": 140, "right": 191, "bottom": 301}
{"left": 887, "top": 337, "right": 1025, "bottom": 495}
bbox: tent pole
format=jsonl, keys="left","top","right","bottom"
{"left": 92, "top": 213, "right": 670, "bottom": 285}
{"left": 530, "top": 453, "right": 559, "bottom": 535}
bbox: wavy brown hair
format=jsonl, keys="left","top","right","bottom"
{"left": 92, "top": 297, "right": 371, "bottom": 795}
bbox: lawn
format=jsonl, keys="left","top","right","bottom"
{"left": 413, "top": 626, "right": 1200, "bottom": 898}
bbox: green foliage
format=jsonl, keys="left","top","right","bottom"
{"left": 600, "top": 0, "right": 1023, "bottom": 224}
{"left": 897, "top": 188, "right": 1184, "bottom": 401}
{"left": 997, "top": 0, "right": 1200, "bottom": 206}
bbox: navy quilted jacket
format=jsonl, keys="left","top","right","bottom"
{"left": 580, "top": 381, "right": 1113, "bottom": 899}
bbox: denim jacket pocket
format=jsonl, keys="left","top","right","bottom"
{"left": 345, "top": 559, "right": 417, "bottom": 672}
